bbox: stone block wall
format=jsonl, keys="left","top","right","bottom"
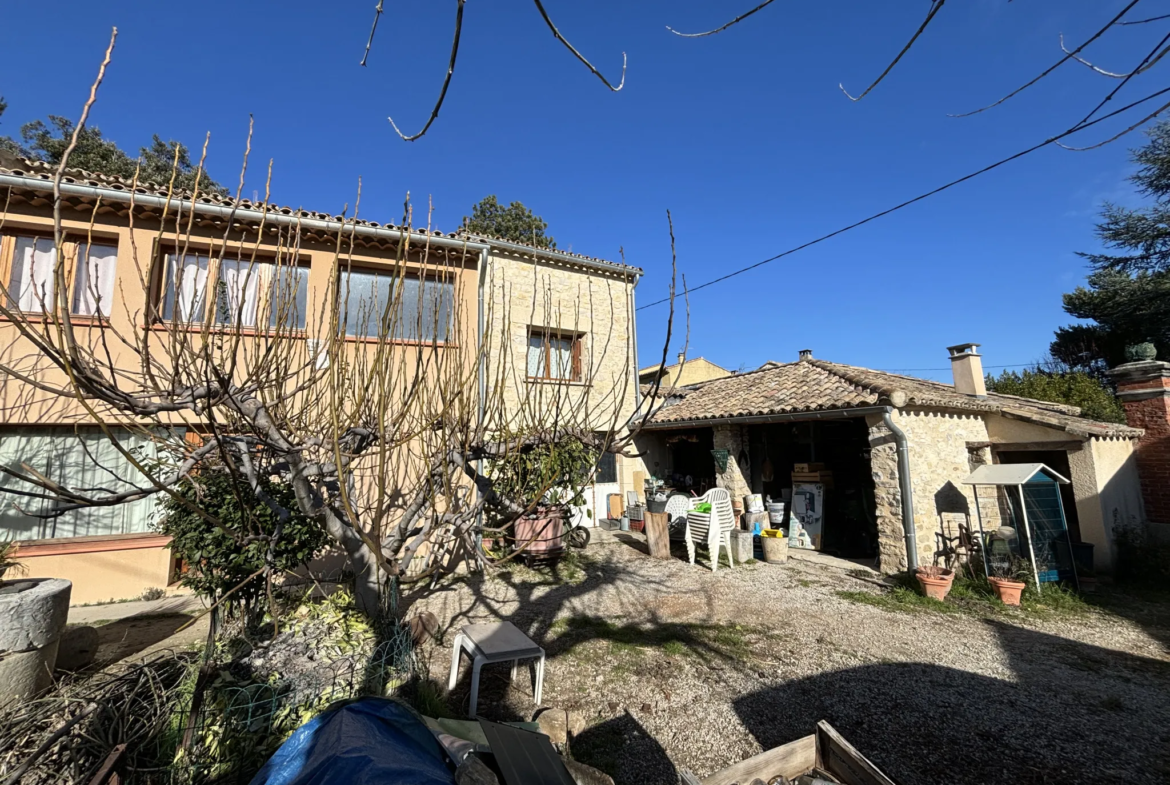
{"left": 713, "top": 424, "right": 751, "bottom": 500}
{"left": 866, "top": 409, "right": 990, "bottom": 572}
{"left": 483, "top": 252, "right": 637, "bottom": 431}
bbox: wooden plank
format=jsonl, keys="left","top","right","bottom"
{"left": 87, "top": 743, "right": 127, "bottom": 785}
{"left": 701, "top": 734, "right": 817, "bottom": 785}
{"left": 816, "top": 721, "right": 899, "bottom": 785}
{"left": 644, "top": 511, "right": 671, "bottom": 560}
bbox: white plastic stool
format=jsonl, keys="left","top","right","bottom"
{"left": 447, "top": 621, "right": 546, "bottom": 718}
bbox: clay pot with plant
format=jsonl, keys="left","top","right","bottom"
{"left": 988, "top": 557, "right": 1030, "bottom": 606}
{"left": 915, "top": 565, "right": 955, "bottom": 601}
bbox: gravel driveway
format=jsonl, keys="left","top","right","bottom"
{"left": 409, "top": 533, "right": 1170, "bottom": 785}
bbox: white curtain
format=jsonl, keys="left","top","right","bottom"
{"left": 551, "top": 335, "right": 574, "bottom": 380}
{"left": 10, "top": 237, "right": 57, "bottom": 312}
{"left": 0, "top": 427, "right": 163, "bottom": 541}
{"left": 73, "top": 244, "right": 118, "bottom": 317}
{"left": 216, "top": 258, "right": 269, "bottom": 327}
{"left": 527, "top": 333, "right": 546, "bottom": 377}
{"left": 163, "top": 254, "right": 210, "bottom": 322}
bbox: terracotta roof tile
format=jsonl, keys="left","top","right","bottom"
{"left": 0, "top": 157, "right": 638, "bottom": 273}
{"left": 646, "top": 357, "right": 1141, "bottom": 439}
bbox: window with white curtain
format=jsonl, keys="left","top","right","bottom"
{"left": 9, "top": 236, "right": 57, "bottom": 312}
{"left": 73, "top": 243, "right": 118, "bottom": 317}
{"left": 162, "top": 252, "right": 308, "bottom": 329}
{"left": 0, "top": 427, "right": 165, "bottom": 541}
{"left": 339, "top": 270, "right": 454, "bottom": 341}
{"left": 527, "top": 328, "right": 580, "bottom": 381}
{"left": 4, "top": 236, "right": 120, "bottom": 316}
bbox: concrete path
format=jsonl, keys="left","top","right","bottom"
{"left": 69, "top": 594, "right": 204, "bottom": 625}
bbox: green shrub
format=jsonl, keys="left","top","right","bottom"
{"left": 156, "top": 470, "right": 328, "bottom": 608}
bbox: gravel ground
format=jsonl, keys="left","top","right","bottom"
{"left": 409, "top": 532, "right": 1170, "bottom": 785}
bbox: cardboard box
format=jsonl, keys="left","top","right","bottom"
{"left": 793, "top": 462, "right": 825, "bottom": 473}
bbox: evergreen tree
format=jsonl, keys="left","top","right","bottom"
{"left": 986, "top": 368, "right": 1126, "bottom": 424}
{"left": 463, "top": 195, "right": 556, "bottom": 249}
{"left": 1055, "top": 122, "right": 1170, "bottom": 369}
{"left": 0, "top": 107, "right": 224, "bottom": 195}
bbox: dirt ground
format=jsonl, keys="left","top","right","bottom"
{"left": 408, "top": 532, "right": 1170, "bottom": 785}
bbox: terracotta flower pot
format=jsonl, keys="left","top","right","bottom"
{"left": 915, "top": 567, "right": 955, "bottom": 600}
{"left": 989, "top": 576, "right": 1026, "bottom": 606}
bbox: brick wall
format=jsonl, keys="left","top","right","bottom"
{"left": 1110, "top": 361, "right": 1170, "bottom": 524}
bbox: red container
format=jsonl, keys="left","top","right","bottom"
{"left": 512, "top": 506, "right": 566, "bottom": 559}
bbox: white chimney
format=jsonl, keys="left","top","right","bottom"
{"left": 947, "top": 343, "right": 987, "bottom": 397}
{"left": 677, "top": 351, "right": 686, "bottom": 366}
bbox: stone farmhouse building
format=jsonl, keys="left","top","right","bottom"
{"left": 638, "top": 345, "right": 1146, "bottom": 574}
{"left": 0, "top": 158, "right": 643, "bottom": 603}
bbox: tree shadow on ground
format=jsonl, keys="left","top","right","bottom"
{"left": 88, "top": 612, "right": 197, "bottom": 669}
{"left": 411, "top": 543, "right": 743, "bottom": 725}
{"left": 732, "top": 620, "right": 1170, "bottom": 785}
{"left": 570, "top": 710, "right": 677, "bottom": 785}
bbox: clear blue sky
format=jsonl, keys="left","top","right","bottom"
{"left": 2, "top": 0, "right": 1161, "bottom": 381}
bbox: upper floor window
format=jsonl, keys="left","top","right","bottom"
{"left": 3, "top": 235, "right": 118, "bottom": 317}
{"left": 339, "top": 269, "right": 454, "bottom": 342}
{"left": 161, "top": 252, "right": 309, "bottom": 330}
{"left": 527, "top": 328, "right": 581, "bottom": 382}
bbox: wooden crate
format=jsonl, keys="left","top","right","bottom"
{"left": 698, "top": 721, "right": 899, "bottom": 785}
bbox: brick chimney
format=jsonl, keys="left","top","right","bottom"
{"left": 1108, "top": 348, "right": 1170, "bottom": 525}
{"left": 947, "top": 343, "right": 987, "bottom": 397}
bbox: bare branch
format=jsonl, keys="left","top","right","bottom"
{"left": 360, "top": 0, "right": 385, "bottom": 67}
{"left": 388, "top": 0, "right": 466, "bottom": 141}
{"left": 949, "top": 0, "right": 1142, "bottom": 117}
{"left": 532, "top": 0, "right": 626, "bottom": 91}
{"left": 666, "top": 0, "right": 779, "bottom": 39}
{"left": 1057, "top": 98, "right": 1170, "bottom": 151}
{"left": 840, "top": 0, "right": 947, "bottom": 102}
{"left": 1060, "top": 32, "right": 1170, "bottom": 78}
{"left": 1120, "top": 13, "right": 1170, "bottom": 26}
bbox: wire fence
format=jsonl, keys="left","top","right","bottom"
{"left": 0, "top": 589, "right": 417, "bottom": 785}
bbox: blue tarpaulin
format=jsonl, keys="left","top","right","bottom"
{"left": 248, "top": 698, "right": 455, "bottom": 785}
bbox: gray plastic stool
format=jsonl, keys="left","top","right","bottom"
{"left": 447, "top": 621, "right": 546, "bottom": 718}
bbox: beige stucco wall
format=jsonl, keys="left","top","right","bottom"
{"left": 20, "top": 543, "right": 174, "bottom": 605}
{"left": 641, "top": 358, "right": 732, "bottom": 388}
{"left": 1089, "top": 436, "right": 1146, "bottom": 568}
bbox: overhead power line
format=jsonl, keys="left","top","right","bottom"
{"left": 637, "top": 86, "right": 1170, "bottom": 311}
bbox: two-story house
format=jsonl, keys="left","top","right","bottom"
{"left": 0, "top": 158, "right": 644, "bottom": 602}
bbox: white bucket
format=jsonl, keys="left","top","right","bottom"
{"left": 767, "top": 502, "right": 786, "bottom": 524}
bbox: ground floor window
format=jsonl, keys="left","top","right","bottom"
{"left": 0, "top": 426, "right": 165, "bottom": 541}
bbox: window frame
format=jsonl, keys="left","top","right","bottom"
{"left": 156, "top": 246, "right": 310, "bottom": 333}
{"left": 526, "top": 327, "right": 583, "bottom": 382}
{"left": 0, "top": 231, "right": 120, "bottom": 319}
{"left": 336, "top": 266, "right": 456, "bottom": 344}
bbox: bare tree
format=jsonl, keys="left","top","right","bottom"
{"left": 0, "top": 30, "right": 682, "bottom": 617}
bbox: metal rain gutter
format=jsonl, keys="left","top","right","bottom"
{"left": 882, "top": 407, "right": 919, "bottom": 572}
{"left": 0, "top": 173, "right": 492, "bottom": 256}
{"left": 471, "top": 234, "right": 642, "bottom": 279}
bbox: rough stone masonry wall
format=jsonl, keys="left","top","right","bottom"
{"left": 866, "top": 409, "right": 990, "bottom": 572}
{"left": 713, "top": 424, "right": 751, "bottom": 500}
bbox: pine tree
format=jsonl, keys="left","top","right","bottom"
{"left": 463, "top": 195, "right": 556, "bottom": 249}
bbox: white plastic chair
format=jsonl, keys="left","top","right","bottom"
{"left": 685, "top": 487, "right": 736, "bottom": 571}
{"left": 664, "top": 493, "right": 691, "bottom": 541}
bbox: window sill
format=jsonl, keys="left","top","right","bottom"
{"left": 526, "top": 377, "right": 590, "bottom": 388}
{"left": 14, "top": 532, "right": 172, "bottom": 557}
{"left": 149, "top": 321, "right": 309, "bottom": 339}
{"left": 340, "top": 334, "right": 458, "bottom": 348}
{"left": 0, "top": 312, "right": 109, "bottom": 326}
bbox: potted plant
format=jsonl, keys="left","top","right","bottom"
{"left": 0, "top": 540, "right": 24, "bottom": 583}
{"left": 988, "top": 557, "right": 1029, "bottom": 606}
{"left": 915, "top": 564, "right": 955, "bottom": 600}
